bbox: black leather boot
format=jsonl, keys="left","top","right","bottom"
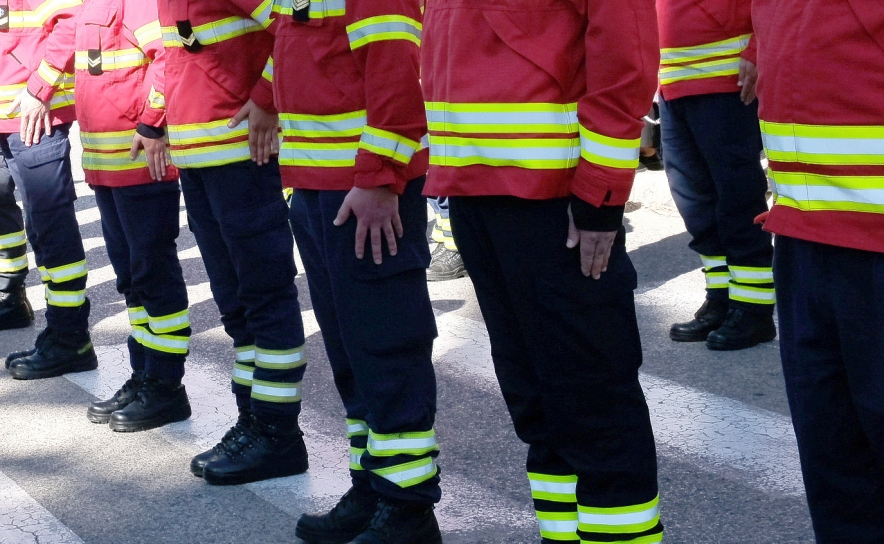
{"left": 347, "top": 499, "right": 442, "bottom": 544}
{"left": 669, "top": 299, "right": 729, "bottom": 342}
{"left": 107, "top": 377, "right": 191, "bottom": 432}
{"left": 0, "top": 288, "right": 33, "bottom": 331}
{"left": 706, "top": 309, "right": 777, "bottom": 351}
{"left": 5, "top": 327, "right": 51, "bottom": 369}
{"left": 190, "top": 409, "right": 252, "bottom": 477}
{"left": 296, "top": 485, "right": 380, "bottom": 544}
{"left": 7, "top": 329, "right": 97, "bottom": 380}
{"left": 202, "top": 415, "right": 309, "bottom": 485}
{"left": 87, "top": 372, "right": 144, "bottom": 424}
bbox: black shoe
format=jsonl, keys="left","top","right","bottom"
{"left": 669, "top": 299, "right": 729, "bottom": 342}
{"left": 347, "top": 499, "right": 442, "bottom": 544}
{"left": 427, "top": 246, "right": 466, "bottom": 282}
{"left": 0, "top": 288, "right": 33, "bottom": 331}
{"left": 87, "top": 372, "right": 144, "bottom": 424}
{"left": 5, "top": 326, "right": 52, "bottom": 369}
{"left": 108, "top": 377, "right": 191, "bottom": 432}
{"left": 706, "top": 309, "right": 777, "bottom": 351}
{"left": 296, "top": 486, "right": 380, "bottom": 544}
{"left": 639, "top": 152, "right": 664, "bottom": 171}
{"left": 7, "top": 329, "right": 98, "bottom": 380}
{"left": 202, "top": 415, "right": 309, "bottom": 485}
{"left": 190, "top": 410, "right": 252, "bottom": 478}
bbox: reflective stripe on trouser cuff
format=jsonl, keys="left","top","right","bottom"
{"left": 251, "top": 380, "right": 302, "bottom": 403}
{"left": 38, "top": 266, "right": 50, "bottom": 282}
{"left": 350, "top": 447, "right": 366, "bottom": 470}
{"left": 528, "top": 473, "right": 577, "bottom": 503}
{"left": 705, "top": 271, "right": 730, "bottom": 289}
{"left": 0, "top": 231, "right": 26, "bottom": 250}
{"left": 236, "top": 345, "right": 256, "bottom": 363}
{"left": 366, "top": 429, "right": 439, "bottom": 457}
{"left": 149, "top": 309, "right": 191, "bottom": 334}
{"left": 128, "top": 306, "right": 149, "bottom": 325}
{"left": 729, "top": 283, "right": 775, "bottom": 305}
{"left": 131, "top": 326, "right": 189, "bottom": 354}
{"left": 232, "top": 363, "right": 254, "bottom": 386}
{"left": 0, "top": 255, "right": 29, "bottom": 273}
{"left": 45, "top": 259, "right": 87, "bottom": 283}
{"left": 45, "top": 287, "right": 86, "bottom": 308}
{"left": 580, "top": 534, "right": 663, "bottom": 544}
{"left": 537, "top": 511, "right": 578, "bottom": 541}
{"left": 347, "top": 418, "right": 369, "bottom": 438}
{"left": 371, "top": 457, "right": 438, "bottom": 488}
{"left": 255, "top": 346, "right": 306, "bottom": 369}
{"left": 579, "top": 125, "right": 640, "bottom": 170}
{"left": 729, "top": 266, "right": 773, "bottom": 284}
{"left": 577, "top": 495, "right": 660, "bottom": 535}
{"left": 700, "top": 255, "right": 727, "bottom": 271}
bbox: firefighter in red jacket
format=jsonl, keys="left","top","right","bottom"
{"left": 1, "top": 0, "right": 97, "bottom": 380}
{"left": 157, "top": 0, "right": 309, "bottom": 485}
{"left": 658, "top": 0, "right": 776, "bottom": 351}
{"left": 272, "top": 0, "right": 441, "bottom": 542}
{"left": 754, "top": 0, "right": 884, "bottom": 540}
{"left": 65, "top": 0, "right": 192, "bottom": 432}
{"left": 422, "top": 1, "right": 662, "bottom": 543}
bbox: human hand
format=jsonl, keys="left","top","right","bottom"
{"left": 566, "top": 204, "right": 616, "bottom": 279}
{"left": 9, "top": 90, "right": 51, "bottom": 147}
{"left": 228, "top": 99, "right": 279, "bottom": 165}
{"left": 130, "top": 132, "right": 170, "bottom": 181}
{"left": 334, "top": 186, "right": 403, "bottom": 264}
{"left": 738, "top": 58, "right": 758, "bottom": 105}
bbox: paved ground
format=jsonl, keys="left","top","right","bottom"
{"left": 0, "top": 130, "right": 815, "bottom": 543}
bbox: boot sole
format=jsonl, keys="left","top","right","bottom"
{"left": 109, "top": 404, "right": 192, "bottom": 433}
{"left": 294, "top": 525, "right": 367, "bottom": 544}
{"left": 669, "top": 330, "right": 712, "bottom": 342}
{"left": 427, "top": 268, "right": 468, "bottom": 282}
{"left": 706, "top": 331, "right": 777, "bottom": 351}
{"left": 203, "top": 458, "right": 309, "bottom": 486}
{"left": 8, "top": 354, "right": 98, "bottom": 380}
{"left": 190, "top": 461, "right": 206, "bottom": 478}
{"left": 86, "top": 411, "right": 112, "bottom": 424}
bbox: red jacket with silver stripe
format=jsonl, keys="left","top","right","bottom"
{"left": 754, "top": 0, "right": 884, "bottom": 253}
{"left": 72, "top": 0, "right": 177, "bottom": 186}
{"left": 157, "top": 0, "right": 275, "bottom": 169}
{"left": 421, "top": 0, "right": 659, "bottom": 212}
{"left": 271, "top": 0, "right": 428, "bottom": 194}
{"left": 0, "top": 0, "right": 80, "bottom": 134}
{"left": 657, "top": 0, "right": 756, "bottom": 101}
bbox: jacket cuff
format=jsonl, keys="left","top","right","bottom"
{"left": 249, "top": 80, "right": 276, "bottom": 114}
{"left": 354, "top": 152, "right": 407, "bottom": 194}
{"left": 570, "top": 195, "right": 624, "bottom": 232}
{"left": 137, "top": 123, "right": 165, "bottom": 139}
{"left": 25, "top": 77, "right": 55, "bottom": 103}
{"left": 741, "top": 35, "right": 758, "bottom": 65}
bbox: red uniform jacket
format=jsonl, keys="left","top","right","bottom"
{"left": 754, "top": 0, "right": 884, "bottom": 253}
{"left": 420, "top": 0, "right": 659, "bottom": 213}
{"left": 157, "top": 0, "right": 275, "bottom": 169}
{"left": 72, "top": 0, "right": 177, "bottom": 186}
{"left": 271, "top": 0, "right": 428, "bottom": 194}
{"left": 657, "top": 0, "right": 756, "bottom": 100}
{"left": 0, "top": 0, "right": 80, "bottom": 133}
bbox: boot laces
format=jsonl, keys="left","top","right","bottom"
{"left": 213, "top": 415, "right": 251, "bottom": 454}
{"left": 366, "top": 499, "right": 398, "bottom": 535}
{"left": 114, "top": 373, "right": 143, "bottom": 400}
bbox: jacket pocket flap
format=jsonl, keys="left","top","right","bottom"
{"left": 79, "top": 8, "right": 116, "bottom": 27}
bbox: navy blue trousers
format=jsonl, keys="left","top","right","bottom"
{"left": 775, "top": 235, "right": 884, "bottom": 543}
{"left": 0, "top": 124, "right": 89, "bottom": 331}
{"left": 288, "top": 177, "right": 440, "bottom": 504}
{"left": 449, "top": 196, "right": 661, "bottom": 541}
{"left": 94, "top": 182, "right": 188, "bottom": 382}
{"left": 180, "top": 159, "right": 306, "bottom": 421}
{"left": 661, "top": 92, "right": 773, "bottom": 312}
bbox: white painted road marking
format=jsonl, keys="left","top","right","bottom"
{"left": 0, "top": 471, "right": 84, "bottom": 544}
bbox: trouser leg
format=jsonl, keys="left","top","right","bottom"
{"left": 450, "top": 196, "right": 662, "bottom": 544}
{"left": 290, "top": 178, "right": 440, "bottom": 504}
{"left": 6, "top": 124, "right": 88, "bottom": 331}
{"left": 182, "top": 159, "right": 305, "bottom": 422}
{"left": 775, "top": 236, "right": 884, "bottom": 543}
{"left": 428, "top": 196, "right": 456, "bottom": 251}
{"left": 0, "top": 137, "right": 28, "bottom": 292}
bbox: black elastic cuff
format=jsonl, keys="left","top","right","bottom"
{"left": 136, "top": 123, "right": 165, "bottom": 139}
{"left": 570, "top": 195, "right": 624, "bottom": 232}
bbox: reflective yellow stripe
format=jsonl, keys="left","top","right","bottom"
{"left": 372, "top": 457, "right": 438, "bottom": 488}
{"left": 83, "top": 151, "right": 147, "bottom": 172}
{"left": 700, "top": 255, "right": 727, "bottom": 270}
{"left": 705, "top": 271, "right": 730, "bottom": 289}
{"left": 75, "top": 49, "right": 147, "bottom": 71}
{"left": 168, "top": 120, "right": 251, "bottom": 168}
{"left": 133, "top": 21, "right": 162, "bottom": 48}
{"left": 660, "top": 34, "right": 751, "bottom": 65}
{"left": 0, "top": 231, "right": 27, "bottom": 250}
{"left": 5, "top": 0, "right": 82, "bottom": 29}
{"left": 730, "top": 266, "right": 773, "bottom": 284}
{"left": 262, "top": 57, "right": 274, "bottom": 83}
{"left": 537, "top": 510, "right": 578, "bottom": 541}
{"left": 255, "top": 346, "right": 306, "bottom": 369}
{"left": 250, "top": 379, "right": 302, "bottom": 403}
{"left": 581, "top": 535, "right": 663, "bottom": 544}
{"left": 3, "top": 84, "right": 75, "bottom": 117}
{"left": 132, "top": 326, "right": 189, "bottom": 354}
{"left": 161, "top": 16, "right": 263, "bottom": 48}
{"left": 235, "top": 345, "right": 256, "bottom": 363}
{"left": 425, "top": 102, "right": 578, "bottom": 135}
{"left": 232, "top": 362, "right": 254, "bottom": 386}
{"left": 250, "top": 0, "right": 275, "bottom": 28}
{"left": 148, "top": 309, "right": 190, "bottom": 334}
{"left": 528, "top": 473, "right": 577, "bottom": 503}
{"left": 346, "top": 15, "right": 421, "bottom": 50}
{"left": 429, "top": 134, "right": 580, "bottom": 169}
{"left": 280, "top": 111, "right": 366, "bottom": 138}
{"left": 659, "top": 34, "right": 749, "bottom": 86}
{"left": 659, "top": 57, "right": 741, "bottom": 85}
{"left": 359, "top": 126, "right": 420, "bottom": 164}
{"left": 280, "top": 141, "right": 359, "bottom": 168}
{"left": 38, "top": 266, "right": 50, "bottom": 283}
{"left": 769, "top": 170, "right": 884, "bottom": 214}
{"left": 577, "top": 495, "right": 660, "bottom": 535}
{"left": 349, "top": 447, "right": 366, "bottom": 470}
{"left": 729, "top": 284, "right": 775, "bottom": 305}
{"left": 0, "top": 255, "right": 29, "bottom": 273}
{"left": 45, "top": 260, "right": 87, "bottom": 283}
{"left": 128, "top": 306, "right": 149, "bottom": 325}
{"left": 367, "top": 429, "right": 438, "bottom": 457}
{"left": 168, "top": 119, "right": 248, "bottom": 146}
{"left": 148, "top": 86, "right": 165, "bottom": 110}
{"left": 45, "top": 287, "right": 86, "bottom": 308}
{"left": 37, "top": 60, "right": 65, "bottom": 87}
{"left": 579, "top": 126, "right": 641, "bottom": 170}
{"left": 81, "top": 129, "right": 137, "bottom": 151}
{"left": 760, "top": 121, "right": 884, "bottom": 166}
{"left": 272, "top": 0, "right": 345, "bottom": 19}
{"left": 346, "top": 419, "right": 369, "bottom": 438}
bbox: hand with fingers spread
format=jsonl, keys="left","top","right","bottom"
{"left": 334, "top": 186, "right": 403, "bottom": 265}
{"left": 566, "top": 204, "right": 617, "bottom": 280}
{"left": 130, "top": 133, "right": 170, "bottom": 181}
{"left": 229, "top": 99, "right": 280, "bottom": 165}
{"left": 9, "top": 90, "right": 52, "bottom": 147}
{"left": 737, "top": 58, "right": 758, "bottom": 105}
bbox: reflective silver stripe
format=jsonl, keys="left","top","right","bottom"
{"left": 660, "top": 35, "right": 751, "bottom": 63}
{"left": 255, "top": 347, "right": 305, "bottom": 368}
{"left": 347, "top": 18, "right": 421, "bottom": 48}
{"left": 577, "top": 505, "right": 660, "bottom": 527}
{"left": 131, "top": 328, "right": 189, "bottom": 353}
{"left": 46, "top": 260, "right": 87, "bottom": 283}
{"left": 425, "top": 105, "right": 578, "bottom": 134}
{"left": 430, "top": 136, "right": 580, "bottom": 168}
{"left": 367, "top": 434, "right": 437, "bottom": 456}
{"left": 0, "top": 231, "right": 26, "bottom": 249}
{"left": 705, "top": 272, "right": 731, "bottom": 288}
{"left": 168, "top": 121, "right": 248, "bottom": 145}
{"left": 280, "top": 113, "right": 366, "bottom": 136}
{"left": 375, "top": 458, "right": 437, "bottom": 487}
{"left": 775, "top": 182, "right": 884, "bottom": 207}
{"left": 81, "top": 130, "right": 137, "bottom": 149}
{"left": 45, "top": 288, "right": 86, "bottom": 307}
{"left": 349, "top": 448, "right": 364, "bottom": 469}
{"left": 236, "top": 347, "right": 256, "bottom": 362}
{"left": 580, "top": 131, "right": 641, "bottom": 162}
{"left": 170, "top": 144, "right": 252, "bottom": 168}
{"left": 701, "top": 255, "right": 727, "bottom": 270}
{"left": 0, "top": 255, "right": 28, "bottom": 272}
{"left": 128, "top": 307, "right": 149, "bottom": 325}
{"left": 279, "top": 144, "right": 359, "bottom": 165}
{"left": 149, "top": 310, "right": 190, "bottom": 334}
{"left": 251, "top": 381, "right": 301, "bottom": 401}
{"left": 763, "top": 133, "right": 884, "bottom": 157}
{"left": 38, "top": 266, "right": 50, "bottom": 282}
{"left": 659, "top": 58, "right": 741, "bottom": 83}
{"left": 537, "top": 517, "right": 578, "bottom": 535}
{"left": 359, "top": 129, "right": 418, "bottom": 163}
{"left": 729, "top": 284, "right": 776, "bottom": 304}
{"left": 730, "top": 268, "right": 773, "bottom": 283}
{"left": 529, "top": 478, "right": 577, "bottom": 496}
{"left": 232, "top": 364, "right": 254, "bottom": 384}
{"left": 347, "top": 419, "right": 369, "bottom": 437}
{"left": 74, "top": 50, "right": 145, "bottom": 71}
{"left": 162, "top": 17, "right": 262, "bottom": 46}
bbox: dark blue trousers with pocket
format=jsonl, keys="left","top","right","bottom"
{"left": 288, "top": 177, "right": 441, "bottom": 504}
{"left": 775, "top": 235, "right": 884, "bottom": 543}
{"left": 0, "top": 123, "right": 89, "bottom": 332}
{"left": 179, "top": 158, "right": 306, "bottom": 422}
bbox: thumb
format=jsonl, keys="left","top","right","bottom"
{"left": 333, "top": 200, "right": 352, "bottom": 227}
{"left": 566, "top": 206, "right": 579, "bottom": 248}
{"left": 228, "top": 105, "right": 249, "bottom": 128}
{"left": 129, "top": 137, "right": 141, "bottom": 160}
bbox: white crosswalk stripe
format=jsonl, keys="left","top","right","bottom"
{"left": 0, "top": 472, "right": 84, "bottom": 544}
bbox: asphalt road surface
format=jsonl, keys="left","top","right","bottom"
{"left": 0, "top": 129, "right": 815, "bottom": 543}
